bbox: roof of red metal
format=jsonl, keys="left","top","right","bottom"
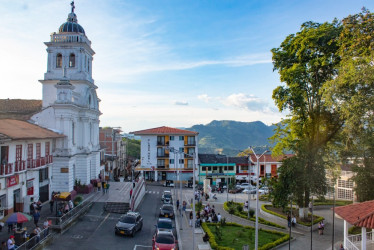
{"left": 130, "top": 126, "right": 198, "bottom": 135}
{"left": 335, "top": 200, "right": 374, "bottom": 229}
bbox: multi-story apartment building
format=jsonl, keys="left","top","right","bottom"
{"left": 0, "top": 119, "right": 63, "bottom": 217}
{"left": 99, "top": 127, "right": 126, "bottom": 180}
{"left": 131, "top": 126, "right": 198, "bottom": 182}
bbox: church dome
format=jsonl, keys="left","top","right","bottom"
{"left": 58, "top": 4, "right": 85, "bottom": 35}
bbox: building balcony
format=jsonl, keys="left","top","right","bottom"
{"left": 27, "top": 155, "right": 53, "bottom": 170}
{"left": 157, "top": 141, "right": 169, "bottom": 146}
{"left": 184, "top": 142, "right": 196, "bottom": 146}
{"left": 14, "top": 161, "right": 26, "bottom": 173}
{"left": 184, "top": 154, "right": 193, "bottom": 159}
{"left": 157, "top": 163, "right": 169, "bottom": 169}
{"left": 0, "top": 163, "right": 13, "bottom": 177}
{"left": 157, "top": 153, "right": 169, "bottom": 158}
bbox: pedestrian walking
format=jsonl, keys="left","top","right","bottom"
{"left": 43, "top": 219, "right": 49, "bottom": 237}
{"left": 0, "top": 221, "right": 4, "bottom": 232}
{"left": 217, "top": 213, "right": 221, "bottom": 222}
{"left": 101, "top": 180, "right": 105, "bottom": 193}
{"left": 176, "top": 200, "right": 180, "bottom": 211}
{"left": 7, "top": 235, "right": 16, "bottom": 250}
{"left": 106, "top": 183, "right": 110, "bottom": 193}
{"left": 33, "top": 210, "right": 40, "bottom": 227}
{"left": 339, "top": 244, "right": 344, "bottom": 250}
{"left": 30, "top": 201, "right": 35, "bottom": 215}
{"left": 97, "top": 181, "right": 101, "bottom": 192}
{"left": 318, "top": 221, "right": 324, "bottom": 235}
{"left": 102, "top": 182, "right": 106, "bottom": 193}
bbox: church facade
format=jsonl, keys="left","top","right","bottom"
{"left": 30, "top": 3, "right": 102, "bottom": 192}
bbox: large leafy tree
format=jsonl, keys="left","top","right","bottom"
{"left": 270, "top": 21, "right": 344, "bottom": 211}
{"left": 324, "top": 9, "right": 374, "bottom": 201}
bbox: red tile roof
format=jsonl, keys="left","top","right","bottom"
{"left": 335, "top": 200, "right": 374, "bottom": 229}
{"left": 131, "top": 126, "right": 198, "bottom": 135}
{"left": 0, "top": 119, "right": 64, "bottom": 140}
{"left": 0, "top": 99, "right": 42, "bottom": 113}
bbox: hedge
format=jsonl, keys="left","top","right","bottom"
{"left": 201, "top": 222, "right": 289, "bottom": 250}
{"left": 223, "top": 202, "right": 285, "bottom": 229}
{"left": 262, "top": 204, "right": 324, "bottom": 226}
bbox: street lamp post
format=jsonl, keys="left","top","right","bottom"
{"left": 289, "top": 195, "right": 293, "bottom": 250}
{"left": 226, "top": 155, "right": 229, "bottom": 202}
{"left": 249, "top": 146, "right": 268, "bottom": 250}
{"left": 179, "top": 150, "right": 183, "bottom": 230}
{"left": 192, "top": 152, "right": 196, "bottom": 250}
{"left": 247, "top": 156, "right": 251, "bottom": 219}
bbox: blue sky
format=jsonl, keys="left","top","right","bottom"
{"left": 1, "top": 0, "right": 373, "bottom": 132}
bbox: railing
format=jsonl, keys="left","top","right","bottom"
{"left": 185, "top": 142, "right": 196, "bottom": 146}
{"left": 185, "top": 164, "right": 194, "bottom": 169}
{"left": 50, "top": 33, "right": 91, "bottom": 45}
{"left": 14, "top": 161, "right": 26, "bottom": 173}
{"left": 157, "top": 141, "right": 169, "bottom": 146}
{"left": 0, "top": 163, "right": 13, "bottom": 176}
{"left": 347, "top": 231, "right": 373, "bottom": 250}
{"left": 157, "top": 153, "right": 169, "bottom": 158}
{"left": 47, "top": 193, "right": 96, "bottom": 230}
{"left": 16, "top": 227, "right": 51, "bottom": 250}
{"left": 27, "top": 155, "right": 53, "bottom": 169}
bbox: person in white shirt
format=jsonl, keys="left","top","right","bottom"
{"left": 7, "top": 235, "right": 16, "bottom": 250}
{"left": 217, "top": 213, "right": 221, "bottom": 222}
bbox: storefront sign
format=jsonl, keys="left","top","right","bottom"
{"left": 60, "top": 168, "right": 69, "bottom": 173}
{"left": 27, "top": 179, "right": 34, "bottom": 195}
{"left": 7, "top": 175, "right": 19, "bottom": 188}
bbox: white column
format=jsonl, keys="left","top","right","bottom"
{"left": 361, "top": 227, "right": 367, "bottom": 250}
{"left": 344, "top": 220, "right": 348, "bottom": 249}
{"left": 155, "top": 170, "right": 158, "bottom": 182}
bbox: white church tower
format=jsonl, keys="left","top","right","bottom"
{"left": 32, "top": 1, "right": 102, "bottom": 192}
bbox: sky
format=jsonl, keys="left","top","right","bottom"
{"left": 1, "top": 0, "right": 373, "bottom": 133}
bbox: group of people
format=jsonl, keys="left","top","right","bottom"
{"left": 55, "top": 200, "right": 74, "bottom": 217}
{"left": 189, "top": 204, "right": 222, "bottom": 227}
{"left": 318, "top": 221, "right": 325, "bottom": 235}
{"left": 94, "top": 174, "right": 110, "bottom": 194}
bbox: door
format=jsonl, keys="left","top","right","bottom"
{"left": 271, "top": 165, "right": 277, "bottom": 177}
{"left": 39, "top": 184, "right": 49, "bottom": 203}
{"left": 13, "top": 189, "right": 21, "bottom": 212}
{"left": 260, "top": 165, "right": 265, "bottom": 177}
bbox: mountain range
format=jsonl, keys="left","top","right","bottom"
{"left": 185, "top": 120, "right": 277, "bottom": 156}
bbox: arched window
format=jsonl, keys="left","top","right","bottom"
{"left": 69, "top": 53, "right": 75, "bottom": 67}
{"left": 87, "top": 58, "right": 90, "bottom": 72}
{"left": 56, "top": 53, "right": 62, "bottom": 68}
{"left": 88, "top": 95, "right": 91, "bottom": 106}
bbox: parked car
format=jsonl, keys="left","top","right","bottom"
{"left": 152, "top": 231, "right": 177, "bottom": 250}
{"left": 163, "top": 180, "right": 174, "bottom": 187}
{"left": 237, "top": 183, "right": 252, "bottom": 189}
{"left": 159, "top": 204, "right": 174, "bottom": 219}
{"left": 155, "top": 217, "right": 173, "bottom": 234}
{"left": 162, "top": 191, "right": 172, "bottom": 204}
{"left": 242, "top": 187, "right": 257, "bottom": 194}
{"left": 229, "top": 187, "right": 243, "bottom": 194}
{"left": 115, "top": 211, "right": 143, "bottom": 237}
{"left": 259, "top": 187, "right": 269, "bottom": 195}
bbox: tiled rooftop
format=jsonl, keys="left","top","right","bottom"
{"left": 131, "top": 126, "right": 198, "bottom": 135}
{"left": 0, "top": 99, "right": 42, "bottom": 113}
{"left": 0, "top": 119, "right": 64, "bottom": 140}
{"left": 335, "top": 200, "right": 374, "bottom": 229}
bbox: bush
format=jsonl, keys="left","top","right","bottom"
{"left": 74, "top": 195, "right": 83, "bottom": 205}
{"left": 236, "top": 204, "right": 243, "bottom": 213}
{"left": 348, "top": 226, "right": 361, "bottom": 235}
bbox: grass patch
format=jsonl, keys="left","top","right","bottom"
{"left": 262, "top": 204, "right": 324, "bottom": 226}
{"left": 313, "top": 199, "right": 352, "bottom": 206}
{"left": 223, "top": 202, "right": 285, "bottom": 229}
{"left": 202, "top": 222, "right": 288, "bottom": 250}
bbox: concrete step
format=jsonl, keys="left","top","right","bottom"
{"left": 104, "top": 202, "right": 130, "bottom": 214}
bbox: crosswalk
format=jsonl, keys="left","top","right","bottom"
{"left": 145, "top": 190, "right": 160, "bottom": 194}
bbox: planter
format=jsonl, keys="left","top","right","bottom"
{"left": 74, "top": 184, "right": 93, "bottom": 194}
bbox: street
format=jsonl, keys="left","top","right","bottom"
{"left": 45, "top": 184, "right": 174, "bottom": 250}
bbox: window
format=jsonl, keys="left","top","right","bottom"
{"left": 213, "top": 166, "right": 217, "bottom": 171}
{"left": 170, "top": 136, "right": 174, "bottom": 141}
{"left": 36, "top": 143, "right": 41, "bottom": 159}
{"left": 56, "top": 53, "right": 62, "bottom": 68}
{"left": 169, "top": 159, "right": 174, "bottom": 164}
{"left": 179, "top": 136, "right": 184, "bottom": 141}
{"left": 157, "top": 147, "right": 165, "bottom": 157}
{"left": 87, "top": 58, "right": 90, "bottom": 72}
{"left": 157, "top": 159, "right": 165, "bottom": 167}
{"left": 228, "top": 166, "right": 234, "bottom": 171}
{"left": 16, "top": 145, "right": 22, "bottom": 162}
{"left": 179, "top": 159, "right": 184, "bottom": 164}
{"left": 207, "top": 167, "right": 211, "bottom": 171}
{"left": 157, "top": 136, "right": 165, "bottom": 145}
{"left": 179, "top": 147, "right": 184, "bottom": 153}
{"left": 27, "top": 144, "right": 33, "bottom": 160}
{"left": 45, "top": 142, "right": 50, "bottom": 156}
{"left": 69, "top": 53, "right": 75, "bottom": 67}
{"left": 187, "top": 159, "right": 193, "bottom": 168}
{"left": 72, "top": 123, "right": 75, "bottom": 145}
{"left": 39, "top": 168, "right": 49, "bottom": 182}
{"left": 187, "top": 136, "right": 195, "bottom": 145}
{"left": 187, "top": 148, "right": 195, "bottom": 155}
{"left": 202, "top": 166, "right": 206, "bottom": 171}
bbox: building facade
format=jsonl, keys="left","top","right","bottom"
{"left": 30, "top": 3, "right": 102, "bottom": 192}
{"left": 99, "top": 127, "right": 126, "bottom": 180}
{"left": 0, "top": 119, "right": 63, "bottom": 217}
{"left": 131, "top": 126, "right": 199, "bottom": 182}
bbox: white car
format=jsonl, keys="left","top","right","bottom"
{"left": 242, "top": 187, "right": 256, "bottom": 194}
{"left": 239, "top": 183, "right": 253, "bottom": 189}
{"left": 259, "top": 187, "right": 269, "bottom": 195}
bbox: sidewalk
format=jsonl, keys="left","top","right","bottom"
{"left": 0, "top": 192, "right": 94, "bottom": 246}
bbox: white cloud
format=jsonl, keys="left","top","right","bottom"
{"left": 223, "top": 93, "right": 269, "bottom": 111}
{"left": 174, "top": 101, "right": 188, "bottom": 106}
{"left": 197, "top": 94, "right": 212, "bottom": 103}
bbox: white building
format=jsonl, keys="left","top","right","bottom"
{"left": 0, "top": 119, "right": 63, "bottom": 217}
{"left": 30, "top": 2, "right": 102, "bottom": 192}
{"left": 131, "top": 126, "right": 199, "bottom": 182}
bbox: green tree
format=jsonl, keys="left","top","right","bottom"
{"left": 123, "top": 138, "right": 140, "bottom": 159}
{"left": 270, "top": 21, "right": 344, "bottom": 215}
{"left": 324, "top": 9, "right": 374, "bottom": 201}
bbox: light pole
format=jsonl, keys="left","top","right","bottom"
{"left": 249, "top": 146, "right": 268, "bottom": 250}
{"left": 192, "top": 152, "right": 196, "bottom": 250}
{"left": 289, "top": 194, "right": 293, "bottom": 250}
{"left": 179, "top": 149, "right": 183, "bottom": 230}
{"left": 310, "top": 197, "right": 314, "bottom": 250}
{"left": 247, "top": 155, "right": 251, "bottom": 219}
{"left": 226, "top": 155, "right": 229, "bottom": 202}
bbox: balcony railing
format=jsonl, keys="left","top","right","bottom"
{"left": 157, "top": 141, "right": 169, "bottom": 146}
{"left": 157, "top": 153, "right": 169, "bottom": 158}
{"left": 347, "top": 231, "right": 373, "bottom": 250}
{"left": 184, "top": 153, "right": 193, "bottom": 158}
{"left": 0, "top": 163, "right": 13, "bottom": 176}
{"left": 185, "top": 142, "right": 196, "bottom": 146}
{"left": 27, "top": 155, "right": 53, "bottom": 169}
{"left": 14, "top": 161, "right": 26, "bottom": 173}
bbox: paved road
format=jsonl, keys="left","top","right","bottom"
{"left": 45, "top": 184, "right": 174, "bottom": 250}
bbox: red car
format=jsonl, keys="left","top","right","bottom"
{"left": 152, "top": 231, "right": 177, "bottom": 250}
